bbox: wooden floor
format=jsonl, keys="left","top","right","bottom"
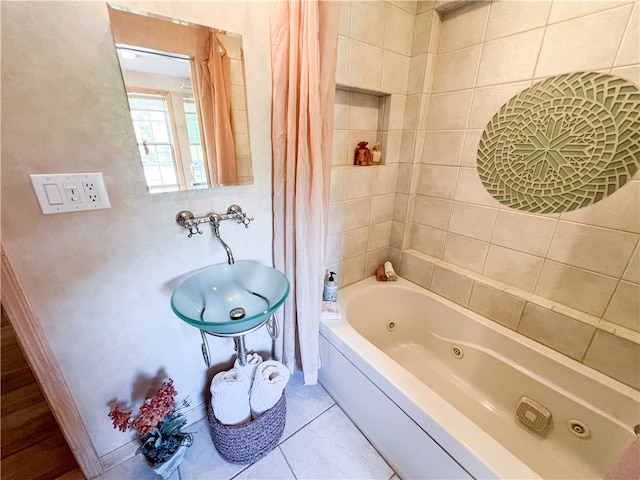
{"left": 1, "top": 309, "right": 85, "bottom": 480}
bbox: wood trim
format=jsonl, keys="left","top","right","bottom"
{"left": 1, "top": 247, "right": 103, "bottom": 478}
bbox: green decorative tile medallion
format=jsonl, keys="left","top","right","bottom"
{"left": 477, "top": 72, "right": 640, "bottom": 213}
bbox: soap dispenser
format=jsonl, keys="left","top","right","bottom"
{"left": 323, "top": 271, "right": 338, "bottom": 302}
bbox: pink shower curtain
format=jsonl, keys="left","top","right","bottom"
{"left": 194, "top": 31, "right": 237, "bottom": 186}
{"left": 270, "top": 0, "right": 340, "bottom": 385}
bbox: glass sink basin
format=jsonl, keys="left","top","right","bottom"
{"left": 170, "top": 262, "right": 290, "bottom": 335}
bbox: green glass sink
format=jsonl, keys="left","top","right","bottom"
{"left": 170, "top": 262, "right": 290, "bottom": 335}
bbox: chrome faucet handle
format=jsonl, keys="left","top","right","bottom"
{"left": 187, "top": 223, "right": 203, "bottom": 238}
{"left": 238, "top": 214, "right": 253, "bottom": 228}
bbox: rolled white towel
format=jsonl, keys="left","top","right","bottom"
{"left": 233, "top": 352, "right": 263, "bottom": 382}
{"left": 384, "top": 261, "right": 397, "bottom": 281}
{"left": 210, "top": 369, "right": 251, "bottom": 425}
{"left": 250, "top": 360, "right": 290, "bottom": 418}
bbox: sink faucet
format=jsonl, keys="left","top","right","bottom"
{"left": 175, "top": 205, "right": 253, "bottom": 265}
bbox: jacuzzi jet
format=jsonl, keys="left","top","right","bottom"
{"left": 568, "top": 419, "right": 591, "bottom": 438}
{"left": 451, "top": 345, "right": 464, "bottom": 359}
{"left": 386, "top": 321, "right": 396, "bottom": 332}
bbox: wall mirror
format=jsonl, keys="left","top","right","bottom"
{"left": 108, "top": 4, "right": 253, "bottom": 193}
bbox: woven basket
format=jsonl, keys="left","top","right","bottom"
{"left": 208, "top": 392, "right": 286, "bottom": 465}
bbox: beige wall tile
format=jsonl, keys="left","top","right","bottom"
{"left": 469, "top": 282, "right": 526, "bottom": 330}
{"left": 336, "top": 35, "right": 350, "bottom": 84}
{"left": 491, "top": 210, "right": 557, "bottom": 257}
{"left": 485, "top": 1, "right": 551, "bottom": 41}
{"left": 453, "top": 167, "right": 502, "bottom": 207}
{"left": 468, "top": 81, "right": 531, "bottom": 129}
{"left": 369, "top": 221, "right": 394, "bottom": 251}
{"left": 483, "top": 245, "right": 544, "bottom": 292}
{"left": 326, "top": 234, "right": 342, "bottom": 266}
{"left": 408, "top": 54, "right": 427, "bottom": 94}
{"left": 427, "top": 90, "right": 474, "bottom": 130}
{"left": 341, "top": 254, "right": 367, "bottom": 286}
{"left": 535, "top": 6, "right": 631, "bottom": 78}
{"left": 438, "top": 2, "right": 489, "bottom": 53}
{"left": 367, "top": 247, "right": 391, "bottom": 276}
{"left": 344, "top": 166, "right": 374, "bottom": 200}
{"left": 332, "top": 130, "right": 350, "bottom": 165}
{"left": 349, "top": 92, "right": 382, "bottom": 131}
{"left": 448, "top": 202, "right": 498, "bottom": 242}
{"left": 342, "top": 227, "right": 369, "bottom": 259}
{"left": 432, "top": 44, "right": 482, "bottom": 93}
{"left": 460, "top": 129, "right": 483, "bottom": 167}
{"left": 384, "top": 3, "right": 416, "bottom": 55}
{"left": 423, "top": 130, "right": 465, "bottom": 165}
{"left": 328, "top": 202, "right": 343, "bottom": 236}
{"left": 400, "top": 130, "right": 417, "bottom": 162}
{"left": 400, "top": 251, "right": 434, "bottom": 288}
{"left": 339, "top": 1, "right": 351, "bottom": 35}
{"left": 615, "top": 2, "right": 639, "bottom": 67}
{"left": 548, "top": 0, "right": 633, "bottom": 24}
{"left": 411, "top": 222, "right": 446, "bottom": 258}
{"left": 417, "top": 164, "right": 458, "bottom": 199}
{"left": 373, "top": 164, "right": 399, "bottom": 195}
{"left": 382, "top": 50, "right": 411, "bottom": 94}
{"left": 371, "top": 193, "right": 396, "bottom": 224}
{"left": 350, "top": 1, "right": 386, "bottom": 47}
{"left": 343, "top": 197, "right": 372, "bottom": 231}
{"left": 396, "top": 164, "right": 413, "bottom": 193}
{"left": 559, "top": 180, "right": 640, "bottom": 234}
{"left": 430, "top": 264, "right": 474, "bottom": 306}
{"left": 413, "top": 9, "right": 433, "bottom": 55}
{"left": 390, "top": 221, "right": 405, "bottom": 249}
{"left": 476, "top": 29, "right": 544, "bottom": 87}
{"left": 583, "top": 330, "right": 640, "bottom": 390}
{"left": 442, "top": 233, "right": 489, "bottom": 273}
{"left": 413, "top": 195, "right": 452, "bottom": 229}
{"left": 334, "top": 89, "right": 351, "bottom": 129}
{"left": 547, "top": 222, "right": 638, "bottom": 277}
{"left": 518, "top": 303, "right": 595, "bottom": 361}
{"left": 349, "top": 39, "right": 383, "bottom": 91}
{"left": 403, "top": 94, "right": 422, "bottom": 129}
{"left": 535, "top": 261, "right": 618, "bottom": 316}
{"left": 622, "top": 246, "right": 640, "bottom": 283}
{"left": 604, "top": 281, "right": 640, "bottom": 332}
{"left": 387, "top": 94, "right": 407, "bottom": 130}
{"left": 330, "top": 168, "right": 345, "bottom": 203}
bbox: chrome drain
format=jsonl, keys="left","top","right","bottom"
{"left": 386, "top": 321, "right": 396, "bottom": 332}
{"left": 451, "top": 345, "right": 464, "bottom": 359}
{"left": 568, "top": 419, "right": 591, "bottom": 438}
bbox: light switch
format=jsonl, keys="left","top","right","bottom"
{"left": 43, "top": 183, "right": 63, "bottom": 205}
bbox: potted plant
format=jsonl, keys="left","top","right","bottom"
{"left": 108, "top": 378, "right": 193, "bottom": 478}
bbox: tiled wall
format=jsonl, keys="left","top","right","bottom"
{"left": 400, "top": 0, "right": 640, "bottom": 389}
{"left": 327, "top": 0, "right": 639, "bottom": 390}
{"left": 327, "top": 0, "right": 437, "bottom": 284}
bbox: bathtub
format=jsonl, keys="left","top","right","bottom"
{"left": 318, "top": 276, "right": 640, "bottom": 479}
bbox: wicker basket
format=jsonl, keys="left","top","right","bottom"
{"left": 208, "top": 392, "right": 286, "bottom": 464}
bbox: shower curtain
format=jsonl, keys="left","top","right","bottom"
{"left": 270, "top": 0, "right": 340, "bottom": 385}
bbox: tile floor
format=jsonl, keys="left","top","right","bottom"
{"left": 95, "top": 371, "right": 399, "bottom": 480}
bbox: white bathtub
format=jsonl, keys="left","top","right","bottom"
{"left": 318, "top": 276, "right": 640, "bottom": 479}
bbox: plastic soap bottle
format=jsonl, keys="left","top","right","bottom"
{"left": 323, "top": 271, "right": 338, "bottom": 302}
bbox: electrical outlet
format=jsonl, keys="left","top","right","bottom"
{"left": 82, "top": 180, "right": 100, "bottom": 203}
{"left": 30, "top": 172, "right": 111, "bottom": 214}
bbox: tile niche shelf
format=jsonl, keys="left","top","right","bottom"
{"left": 335, "top": 84, "right": 392, "bottom": 167}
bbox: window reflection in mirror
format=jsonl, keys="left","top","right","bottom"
{"left": 108, "top": 4, "right": 253, "bottom": 193}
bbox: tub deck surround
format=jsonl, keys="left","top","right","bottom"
{"left": 318, "top": 276, "right": 640, "bottom": 480}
